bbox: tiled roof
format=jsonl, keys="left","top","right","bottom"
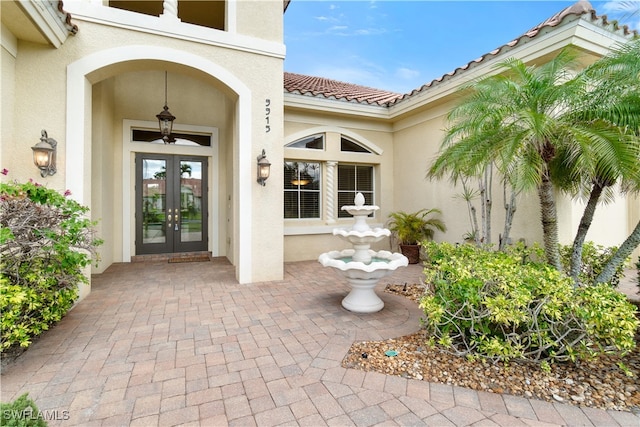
{"left": 284, "top": 72, "right": 403, "bottom": 107}
{"left": 284, "top": 1, "right": 638, "bottom": 108}
{"left": 58, "top": 1, "right": 78, "bottom": 35}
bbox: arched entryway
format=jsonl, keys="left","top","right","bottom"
{"left": 65, "top": 46, "right": 254, "bottom": 288}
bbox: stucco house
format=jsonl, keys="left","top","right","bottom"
{"left": 1, "top": 0, "right": 638, "bottom": 300}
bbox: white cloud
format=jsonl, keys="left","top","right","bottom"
{"left": 395, "top": 67, "right": 420, "bottom": 81}
{"left": 308, "top": 62, "right": 422, "bottom": 94}
{"left": 599, "top": 1, "right": 640, "bottom": 29}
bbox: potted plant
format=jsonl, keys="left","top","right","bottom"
{"left": 387, "top": 209, "right": 446, "bottom": 264}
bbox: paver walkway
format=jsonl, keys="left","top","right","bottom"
{"left": 1, "top": 259, "right": 639, "bottom": 426}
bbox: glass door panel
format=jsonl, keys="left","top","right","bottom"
{"left": 179, "top": 160, "right": 204, "bottom": 244}
{"left": 141, "top": 158, "right": 168, "bottom": 245}
{"left": 136, "top": 154, "right": 208, "bottom": 255}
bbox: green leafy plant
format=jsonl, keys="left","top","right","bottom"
{"left": 420, "top": 242, "right": 639, "bottom": 365}
{"left": 559, "top": 241, "right": 627, "bottom": 287}
{"left": 1, "top": 393, "right": 47, "bottom": 427}
{"left": 386, "top": 209, "right": 446, "bottom": 245}
{"left": 0, "top": 176, "right": 102, "bottom": 352}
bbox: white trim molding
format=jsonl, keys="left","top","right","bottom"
{"left": 121, "top": 120, "right": 220, "bottom": 262}
{"left": 66, "top": 45, "right": 253, "bottom": 283}
{"left": 284, "top": 126, "right": 384, "bottom": 155}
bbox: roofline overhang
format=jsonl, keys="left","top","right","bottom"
{"left": 387, "top": 14, "right": 635, "bottom": 120}
{"left": 284, "top": 92, "right": 391, "bottom": 120}
{"left": 15, "top": 0, "right": 76, "bottom": 48}
{"left": 283, "top": 10, "right": 636, "bottom": 125}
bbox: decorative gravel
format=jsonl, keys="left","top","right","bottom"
{"left": 341, "top": 283, "right": 640, "bottom": 413}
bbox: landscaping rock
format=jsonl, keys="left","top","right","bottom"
{"left": 341, "top": 283, "right": 640, "bottom": 413}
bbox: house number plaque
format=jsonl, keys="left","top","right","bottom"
{"left": 265, "top": 99, "right": 271, "bottom": 133}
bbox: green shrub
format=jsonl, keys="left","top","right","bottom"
{"left": 0, "top": 177, "right": 101, "bottom": 351}
{"left": 559, "top": 241, "right": 626, "bottom": 286}
{"left": 1, "top": 393, "right": 47, "bottom": 427}
{"left": 420, "top": 242, "right": 639, "bottom": 364}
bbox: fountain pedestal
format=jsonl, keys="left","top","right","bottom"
{"left": 342, "top": 277, "right": 384, "bottom": 312}
{"left": 318, "top": 194, "right": 408, "bottom": 313}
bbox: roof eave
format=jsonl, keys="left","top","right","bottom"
{"left": 15, "top": 0, "right": 77, "bottom": 48}
{"left": 284, "top": 92, "right": 391, "bottom": 120}
{"left": 388, "top": 12, "right": 635, "bottom": 119}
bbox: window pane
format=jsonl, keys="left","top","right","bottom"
{"left": 133, "top": 129, "right": 211, "bottom": 146}
{"left": 338, "top": 166, "right": 355, "bottom": 191}
{"left": 337, "top": 164, "right": 374, "bottom": 218}
{"left": 284, "top": 161, "right": 297, "bottom": 190}
{"left": 341, "top": 137, "right": 371, "bottom": 153}
{"left": 284, "top": 160, "right": 321, "bottom": 219}
{"left": 300, "top": 192, "right": 320, "bottom": 218}
{"left": 307, "top": 164, "right": 321, "bottom": 190}
{"left": 284, "top": 191, "right": 299, "bottom": 218}
{"left": 356, "top": 166, "right": 373, "bottom": 191}
{"left": 337, "top": 192, "right": 354, "bottom": 211}
{"left": 286, "top": 135, "right": 324, "bottom": 150}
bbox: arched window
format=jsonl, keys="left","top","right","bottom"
{"left": 284, "top": 132, "right": 378, "bottom": 222}
{"left": 341, "top": 136, "right": 371, "bottom": 153}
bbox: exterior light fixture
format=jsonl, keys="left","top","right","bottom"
{"left": 31, "top": 130, "right": 57, "bottom": 177}
{"left": 257, "top": 149, "right": 271, "bottom": 186}
{"left": 156, "top": 71, "right": 176, "bottom": 143}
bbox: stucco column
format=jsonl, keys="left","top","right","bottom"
{"left": 160, "top": 0, "right": 180, "bottom": 21}
{"left": 326, "top": 161, "right": 337, "bottom": 224}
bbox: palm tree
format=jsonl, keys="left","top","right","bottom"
{"left": 431, "top": 50, "right": 583, "bottom": 269}
{"left": 610, "top": 1, "right": 640, "bottom": 21}
{"left": 580, "top": 39, "right": 640, "bottom": 284}
{"left": 563, "top": 39, "right": 640, "bottom": 281}
{"left": 430, "top": 43, "right": 640, "bottom": 273}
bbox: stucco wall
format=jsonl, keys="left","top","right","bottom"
{"left": 283, "top": 110, "right": 395, "bottom": 262}
{"left": 236, "top": 0, "right": 283, "bottom": 42}
{"left": 391, "top": 105, "right": 637, "bottom": 254}
{"left": 7, "top": 4, "right": 285, "bottom": 285}
{"left": 0, "top": 28, "right": 16, "bottom": 177}
{"left": 91, "top": 78, "right": 116, "bottom": 273}
{"left": 389, "top": 104, "right": 544, "bottom": 247}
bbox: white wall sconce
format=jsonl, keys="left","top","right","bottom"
{"left": 31, "top": 130, "right": 57, "bottom": 177}
{"left": 257, "top": 149, "right": 271, "bottom": 186}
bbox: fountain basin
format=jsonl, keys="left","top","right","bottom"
{"left": 318, "top": 249, "right": 407, "bottom": 277}
{"left": 332, "top": 229, "right": 392, "bottom": 263}
{"left": 318, "top": 249, "right": 408, "bottom": 313}
{"left": 333, "top": 227, "right": 391, "bottom": 242}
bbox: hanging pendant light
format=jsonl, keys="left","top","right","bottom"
{"left": 156, "top": 71, "right": 176, "bottom": 144}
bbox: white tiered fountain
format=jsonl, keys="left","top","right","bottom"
{"left": 318, "top": 193, "right": 408, "bottom": 313}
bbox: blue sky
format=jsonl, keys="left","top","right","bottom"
{"left": 284, "top": 1, "right": 638, "bottom": 94}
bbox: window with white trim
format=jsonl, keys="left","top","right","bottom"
{"left": 337, "top": 164, "right": 374, "bottom": 218}
{"left": 284, "top": 161, "right": 321, "bottom": 219}
{"left": 284, "top": 133, "right": 378, "bottom": 222}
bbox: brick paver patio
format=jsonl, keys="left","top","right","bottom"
{"left": 1, "top": 259, "right": 639, "bottom": 426}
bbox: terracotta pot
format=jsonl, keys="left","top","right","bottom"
{"left": 399, "top": 244, "right": 420, "bottom": 264}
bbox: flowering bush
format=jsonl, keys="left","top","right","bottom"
{"left": 0, "top": 174, "right": 101, "bottom": 351}
{"left": 420, "top": 242, "right": 639, "bottom": 365}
